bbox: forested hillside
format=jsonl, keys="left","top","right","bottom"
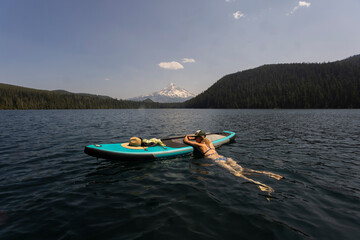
{"left": 1, "top": 55, "right": 359, "bottom": 109}
{"left": 0, "top": 83, "right": 180, "bottom": 109}
{"left": 185, "top": 55, "right": 360, "bottom": 108}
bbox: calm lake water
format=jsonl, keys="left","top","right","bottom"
{"left": 0, "top": 109, "right": 359, "bottom": 240}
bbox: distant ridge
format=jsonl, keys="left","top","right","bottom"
{"left": 142, "top": 98, "right": 154, "bottom": 103}
{"left": 52, "top": 89, "right": 112, "bottom": 99}
{"left": 338, "top": 54, "right": 360, "bottom": 64}
{"left": 0, "top": 83, "right": 179, "bottom": 109}
{"left": 129, "top": 83, "right": 195, "bottom": 103}
{"left": 185, "top": 54, "right": 360, "bottom": 109}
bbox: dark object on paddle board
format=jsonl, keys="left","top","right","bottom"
{"left": 84, "top": 131, "right": 236, "bottom": 161}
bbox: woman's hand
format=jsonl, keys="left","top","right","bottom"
{"left": 184, "top": 135, "right": 193, "bottom": 143}
{"left": 186, "top": 135, "right": 195, "bottom": 140}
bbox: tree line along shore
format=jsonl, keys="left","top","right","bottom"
{"left": 1, "top": 54, "right": 359, "bottom": 110}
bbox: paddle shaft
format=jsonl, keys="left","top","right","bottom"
{"left": 161, "top": 132, "right": 221, "bottom": 141}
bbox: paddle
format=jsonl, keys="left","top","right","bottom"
{"left": 161, "top": 132, "right": 221, "bottom": 141}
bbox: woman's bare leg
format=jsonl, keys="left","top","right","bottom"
{"left": 215, "top": 159, "right": 274, "bottom": 193}
{"left": 232, "top": 170, "right": 274, "bottom": 193}
{"left": 225, "top": 158, "right": 243, "bottom": 171}
{"left": 245, "top": 169, "right": 283, "bottom": 180}
{"left": 225, "top": 158, "right": 283, "bottom": 180}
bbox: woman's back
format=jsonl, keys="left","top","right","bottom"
{"left": 202, "top": 138, "right": 218, "bottom": 158}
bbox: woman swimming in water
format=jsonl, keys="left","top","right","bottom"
{"left": 184, "top": 130, "right": 283, "bottom": 193}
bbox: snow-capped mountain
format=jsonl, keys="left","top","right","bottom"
{"left": 129, "top": 83, "right": 196, "bottom": 103}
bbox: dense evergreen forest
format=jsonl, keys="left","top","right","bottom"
{"left": 185, "top": 55, "right": 360, "bottom": 108}
{"left": 1, "top": 54, "right": 359, "bottom": 109}
{"left": 0, "top": 83, "right": 181, "bottom": 109}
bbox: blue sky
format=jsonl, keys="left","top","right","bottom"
{"left": 1, "top": 0, "right": 359, "bottom": 99}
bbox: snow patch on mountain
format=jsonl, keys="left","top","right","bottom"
{"left": 129, "top": 83, "right": 196, "bottom": 103}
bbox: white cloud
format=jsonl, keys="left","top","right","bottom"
{"left": 233, "top": 11, "right": 245, "bottom": 19}
{"left": 299, "top": 1, "right": 311, "bottom": 7}
{"left": 158, "top": 61, "right": 184, "bottom": 70}
{"left": 104, "top": 78, "right": 111, "bottom": 81}
{"left": 287, "top": 1, "right": 311, "bottom": 15}
{"left": 182, "top": 58, "right": 196, "bottom": 63}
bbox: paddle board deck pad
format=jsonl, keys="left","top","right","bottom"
{"left": 84, "top": 131, "right": 236, "bottom": 161}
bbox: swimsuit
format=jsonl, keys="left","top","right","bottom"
{"left": 203, "top": 143, "right": 216, "bottom": 156}
{"left": 202, "top": 143, "right": 227, "bottom": 162}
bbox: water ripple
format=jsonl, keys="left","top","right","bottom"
{"left": 1, "top": 109, "right": 360, "bottom": 239}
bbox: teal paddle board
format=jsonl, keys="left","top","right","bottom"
{"left": 84, "top": 131, "right": 236, "bottom": 161}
